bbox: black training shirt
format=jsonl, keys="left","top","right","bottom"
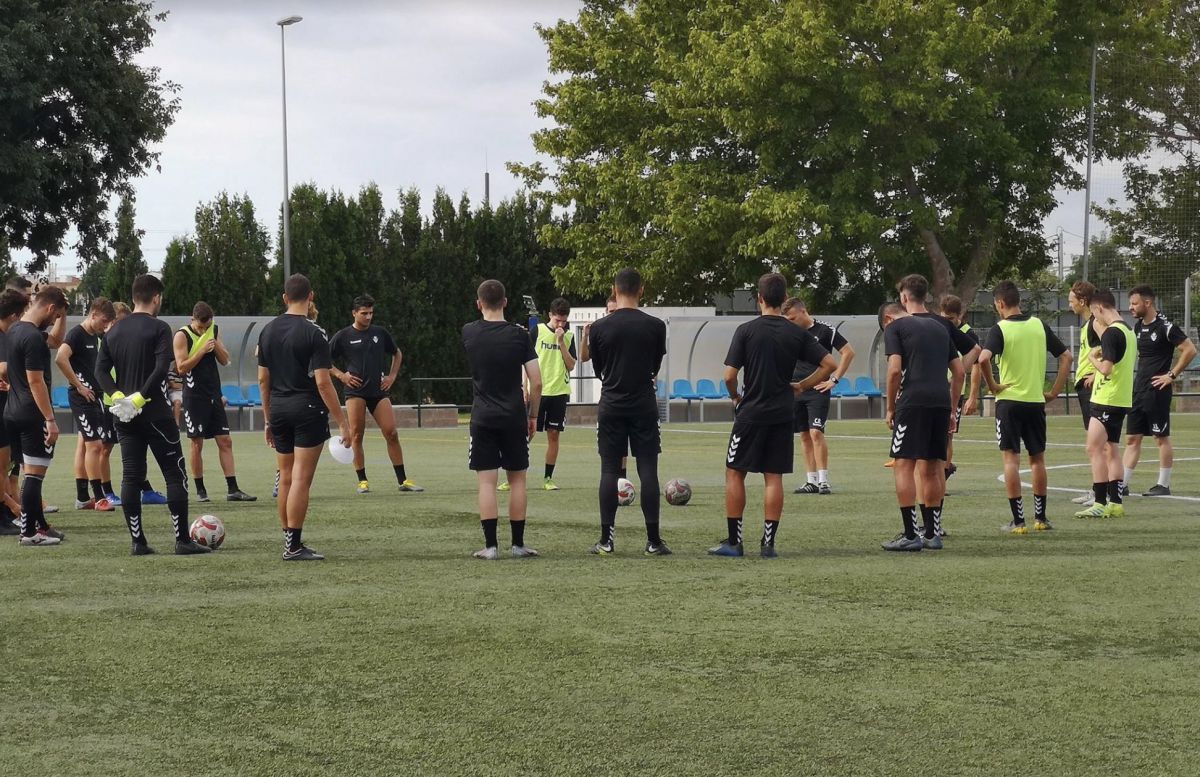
{"left": 462, "top": 319, "right": 537, "bottom": 428}
{"left": 884, "top": 315, "right": 958, "bottom": 410}
{"left": 727, "top": 315, "right": 830, "bottom": 424}
{"left": 793, "top": 320, "right": 846, "bottom": 382}
{"left": 914, "top": 312, "right": 978, "bottom": 356}
{"left": 329, "top": 324, "right": 398, "bottom": 399}
{"left": 1100, "top": 325, "right": 1128, "bottom": 365}
{"left": 3, "top": 321, "right": 51, "bottom": 422}
{"left": 1134, "top": 313, "right": 1187, "bottom": 388}
{"left": 63, "top": 323, "right": 103, "bottom": 397}
{"left": 179, "top": 324, "right": 222, "bottom": 400}
{"left": 96, "top": 313, "right": 173, "bottom": 422}
{"left": 588, "top": 308, "right": 668, "bottom": 417}
{"left": 257, "top": 314, "right": 332, "bottom": 406}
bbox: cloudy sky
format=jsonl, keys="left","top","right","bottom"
{"left": 37, "top": 0, "right": 1123, "bottom": 279}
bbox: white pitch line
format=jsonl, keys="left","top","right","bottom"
{"left": 996, "top": 457, "right": 1200, "bottom": 503}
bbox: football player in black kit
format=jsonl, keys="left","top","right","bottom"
{"left": 173, "top": 301, "right": 255, "bottom": 503}
{"left": 0, "top": 289, "right": 30, "bottom": 535}
{"left": 258, "top": 274, "right": 351, "bottom": 561}
{"left": 4, "top": 286, "right": 68, "bottom": 545}
{"left": 329, "top": 294, "right": 422, "bottom": 495}
{"left": 56, "top": 296, "right": 117, "bottom": 512}
{"left": 97, "top": 275, "right": 211, "bottom": 556}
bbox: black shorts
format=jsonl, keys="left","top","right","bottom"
{"left": 469, "top": 422, "right": 529, "bottom": 472}
{"left": 269, "top": 401, "right": 330, "bottom": 455}
{"left": 952, "top": 394, "right": 967, "bottom": 434}
{"left": 1127, "top": 387, "right": 1172, "bottom": 437}
{"left": 726, "top": 419, "right": 793, "bottom": 474}
{"left": 347, "top": 394, "right": 389, "bottom": 415}
{"left": 1089, "top": 403, "right": 1127, "bottom": 444}
{"left": 793, "top": 391, "right": 831, "bottom": 433}
{"left": 182, "top": 395, "right": 230, "bottom": 439}
{"left": 69, "top": 391, "right": 113, "bottom": 442}
{"left": 537, "top": 394, "right": 569, "bottom": 432}
{"left": 890, "top": 406, "right": 950, "bottom": 461}
{"left": 597, "top": 412, "right": 660, "bottom": 461}
{"left": 1075, "top": 380, "right": 1092, "bottom": 431}
{"left": 4, "top": 416, "right": 55, "bottom": 467}
{"left": 995, "top": 400, "right": 1047, "bottom": 455}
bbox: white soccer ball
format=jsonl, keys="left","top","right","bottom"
{"left": 617, "top": 477, "right": 636, "bottom": 507}
{"left": 189, "top": 515, "right": 225, "bottom": 549}
{"left": 328, "top": 435, "right": 354, "bottom": 464}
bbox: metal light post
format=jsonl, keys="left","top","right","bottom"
{"left": 277, "top": 15, "right": 302, "bottom": 280}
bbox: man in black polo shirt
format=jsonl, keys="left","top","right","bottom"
{"left": 329, "top": 293, "right": 422, "bottom": 495}
{"left": 257, "top": 274, "right": 351, "bottom": 561}
{"left": 1122, "top": 285, "right": 1197, "bottom": 496}
{"left": 462, "top": 279, "right": 543, "bottom": 559}
{"left": 879, "top": 301, "right": 964, "bottom": 551}
{"left": 782, "top": 296, "right": 854, "bottom": 495}
{"left": 587, "top": 268, "right": 670, "bottom": 556}
{"left": 709, "top": 274, "right": 835, "bottom": 558}
{"left": 174, "top": 301, "right": 255, "bottom": 503}
{"left": 4, "top": 286, "right": 68, "bottom": 546}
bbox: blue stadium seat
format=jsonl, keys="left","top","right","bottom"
{"left": 717, "top": 381, "right": 731, "bottom": 399}
{"left": 244, "top": 384, "right": 262, "bottom": 406}
{"left": 52, "top": 385, "right": 70, "bottom": 408}
{"left": 222, "top": 385, "right": 251, "bottom": 408}
{"left": 670, "top": 379, "right": 705, "bottom": 422}
{"left": 830, "top": 379, "right": 859, "bottom": 420}
{"left": 855, "top": 376, "right": 883, "bottom": 418}
{"left": 695, "top": 379, "right": 723, "bottom": 400}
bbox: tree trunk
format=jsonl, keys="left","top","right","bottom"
{"left": 953, "top": 220, "right": 996, "bottom": 308}
{"left": 903, "top": 169, "right": 955, "bottom": 304}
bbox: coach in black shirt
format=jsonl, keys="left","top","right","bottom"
{"left": 710, "top": 273, "right": 835, "bottom": 558}
{"left": 587, "top": 268, "right": 670, "bottom": 556}
{"left": 462, "top": 279, "right": 543, "bottom": 560}
{"left": 257, "top": 274, "right": 350, "bottom": 561}
{"left": 97, "top": 275, "right": 211, "bottom": 556}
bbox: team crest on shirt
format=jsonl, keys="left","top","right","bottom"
{"left": 372, "top": 335, "right": 379, "bottom": 343}
{"left": 1150, "top": 331, "right": 1158, "bottom": 342}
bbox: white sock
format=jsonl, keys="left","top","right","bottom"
{"left": 818, "top": 469, "right": 829, "bottom": 484}
{"left": 1123, "top": 466, "right": 1135, "bottom": 485}
{"left": 1159, "top": 467, "right": 1172, "bottom": 488}
{"left": 806, "top": 472, "right": 818, "bottom": 485}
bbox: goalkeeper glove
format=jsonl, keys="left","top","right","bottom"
{"left": 104, "top": 391, "right": 125, "bottom": 407}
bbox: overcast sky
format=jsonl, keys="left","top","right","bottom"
{"left": 36, "top": 0, "right": 1122, "bottom": 279}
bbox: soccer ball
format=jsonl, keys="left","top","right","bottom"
{"left": 665, "top": 478, "right": 692, "bottom": 506}
{"left": 616, "top": 478, "right": 636, "bottom": 507}
{"left": 189, "top": 515, "right": 225, "bottom": 549}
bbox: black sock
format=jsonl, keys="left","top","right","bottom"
{"left": 727, "top": 517, "right": 743, "bottom": 546}
{"left": 393, "top": 464, "right": 407, "bottom": 484}
{"left": 544, "top": 463, "right": 555, "bottom": 480}
{"left": 900, "top": 505, "right": 917, "bottom": 539}
{"left": 635, "top": 454, "right": 661, "bottom": 539}
{"left": 1107, "top": 480, "right": 1123, "bottom": 505}
{"left": 601, "top": 522, "right": 615, "bottom": 546}
{"left": 356, "top": 468, "right": 367, "bottom": 483}
{"left": 75, "top": 478, "right": 90, "bottom": 502}
{"left": 599, "top": 467, "right": 619, "bottom": 538}
{"left": 1008, "top": 496, "right": 1025, "bottom": 525}
{"left": 1093, "top": 482, "right": 1108, "bottom": 505}
{"left": 90, "top": 479, "right": 105, "bottom": 501}
{"left": 170, "top": 505, "right": 189, "bottom": 541}
{"left": 226, "top": 476, "right": 239, "bottom": 493}
{"left": 618, "top": 467, "right": 627, "bottom": 479}
{"left": 511, "top": 519, "right": 525, "bottom": 547}
{"left": 646, "top": 522, "right": 662, "bottom": 545}
{"left": 284, "top": 526, "right": 303, "bottom": 551}
{"left": 1034, "top": 494, "right": 1046, "bottom": 522}
{"left": 195, "top": 477, "right": 206, "bottom": 496}
{"left": 141, "top": 479, "right": 153, "bottom": 492}
{"left": 933, "top": 501, "right": 944, "bottom": 536}
{"left": 21, "top": 474, "right": 44, "bottom": 537}
{"left": 481, "top": 518, "right": 498, "bottom": 548}
{"left": 102, "top": 480, "right": 114, "bottom": 496}
{"left": 121, "top": 480, "right": 146, "bottom": 544}
{"left": 920, "top": 504, "right": 937, "bottom": 538}
{"left": 762, "top": 519, "right": 779, "bottom": 546}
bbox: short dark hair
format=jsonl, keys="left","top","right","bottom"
{"left": 993, "top": 280, "right": 1021, "bottom": 308}
{"left": 477, "top": 279, "right": 506, "bottom": 310}
{"left": 549, "top": 297, "right": 570, "bottom": 317}
{"left": 1070, "top": 281, "right": 1096, "bottom": 304}
{"left": 940, "top": 294, "right": 963, "bottom": 317}
{"left": 90, "top": 297, "right": 116, "bottom": 319}
{"left": 878, "top": 301, "right": 904, "bottom": 330}
{"left": 757, "top": 272, "right": 787, "bottom": 308}
{"left": 0, "top": 289, "right": 29, "bottom": 318}
{"left": 192, "top": 301, "right": 213, "bottom": 322}
{"left": 1129, "top": 284, "right": 1155, "bottom": 301}
{"left": 35, "top": 286, "right": 67, "bottom": 310}
{"left": 1091, "top": 289, "right": 1117, "bottom": 309}
{"left": 132, "top": 274, "right": 164, "bottom": 304}
{"left": 614, "top": 268, "right": 642, "bottom": 297}
{"left": 113, "top": 301, "right": 131, "bottom": 318}
{"left": 896, "top": 274, "right": 929, "bottom": 302}
{"left": 352, "top": 294, "right": 375, "bottom": 311}
{"left": 5, "top": 276, "right": 32, "bottom": 292}
{"left": 781, "top": 297, "right": 806, "bottom": 314}
{"left": 284, "top": 273, "right": 312, "bottom": 303}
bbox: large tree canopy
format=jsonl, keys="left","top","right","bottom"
{"left": 0, "top": 1, "right": 178, "bottom": 269}
{"left": 517, "top": 0, "right": 1169, "bottom": 308}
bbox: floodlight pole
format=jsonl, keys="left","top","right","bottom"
{"left": 1081, "top": 43, "right": 1098, "bottom": 282}
{"left": 278, "top": 16, "right": 303, "bottom": 280}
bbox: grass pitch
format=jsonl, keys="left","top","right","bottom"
{"left": 2, "top": 414, "right": 1198, "bottom": 776}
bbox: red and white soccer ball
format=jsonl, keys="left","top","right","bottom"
{"left": 665, "top": 478, "right": 692, "bottom": 506}
{"left": 616, "top": 478, "right": 636, "bottom": 507}
{"left": 189, "top": 515, "right": 225, "bottom": 549}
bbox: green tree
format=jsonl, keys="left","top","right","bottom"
{"left": 517, "top": 0, "right": 1169, "bottom": 307}
{"left": 161, "top": 236, "right": 204, "bottom": 315}
{"left": 101, "top": 194, "right": 148, "bottom": 302}
{"left": 1065, "top": 233, "right": 1134, "bottom": 292}
{"left": 0, "top": 1, "right": 179, "bottom": 269}
{"left": 0, "top": 235, "right": 17, "bottom": 281}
